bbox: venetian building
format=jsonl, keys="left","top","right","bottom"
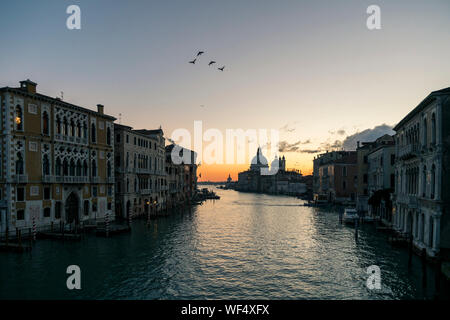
{"left": 393, "top": 87, "right": 450, "bottom": 259}
{"left": 114, "top": 125, "right": 167, "bottom": 219}
{"left": 0, "top": 80, "right": 115, "bottom": 234}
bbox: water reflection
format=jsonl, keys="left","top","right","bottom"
{"left": 0, "top": 186, "right": 448, "bottom": 299}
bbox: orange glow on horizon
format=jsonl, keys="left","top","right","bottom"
{"left": 197, "top": 163, "right": 313, "bottom": 182}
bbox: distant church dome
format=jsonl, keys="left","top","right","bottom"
{"left": 271, "top": 155, "right": 279, "bottom": 169}
{"left": 250, "top": 147, "right": 268, "bottom": 170}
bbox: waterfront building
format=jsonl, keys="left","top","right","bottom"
{"left": 356, "top": 141, "right": 374, "bottom": 213}
{"left": 165, "top": 144, "right": 198, "bottom": 207}
{"left": 393, "top": 87, "right": 450, "bottom": 259}
{"left": 356, "top": 135, "right": 396, "bottom": 222}
{"left": 313, "top": 151, "right": 357, "bottom": 203}
{"left": 0, "top": 80, "right": 115, "bottom": 235}
{"left": 114, "top": 125, "right": 167, "bottom": 219}
{"left": 236, "top": 148, "right": 304, "bottom": 195}
{"left": 366, "top": 134, "right": 395, "bottom": 224}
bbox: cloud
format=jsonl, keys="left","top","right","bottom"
{"left": 278, "top": 139, "right": 312, "bottom": 153}
{"left": 329, "top": 129, "right": 346, "bottom": 136}
{"left": 320, "top": 140, "right": 343, "bottom": 151}
{"left": 278, "top": 140, "right": 302, "bottom": 152}
{"left": 299, "top": 149, "right": 321, "bottom": 154}
{"left": 279, "top": 122, "right": 298, "bottom": 133}
{"left": 341, "top": 124, "right": 394, "bottom": 150}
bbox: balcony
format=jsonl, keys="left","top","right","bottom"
{"left": 14, "top": 174, "right": 28, "bottom": 184}
{"left": 398, "top": 144, "right": 419, "bottom": 160}
{"left": 395, "top": 193, "right": 418, "bottom": 208}
{"left": 91, "top": 177, "right": 101, "bottom": 184}
{"left": 408, "top": 195, "right": 418, "bottom": 208}
{"left": 54, "top": 176, "right": 89, "bottom": 184}
{"left": 42, "top": 175, "right": 55, "bottom": 183}
{"left": 140, "top": 189, "right": 152, "bottom": 195}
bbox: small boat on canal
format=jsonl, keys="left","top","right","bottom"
{"left": 343, "top": 208, "right": 359, "bottom": 225}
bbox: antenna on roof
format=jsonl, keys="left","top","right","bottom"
{"left": 60, "top": 91, "right": 64, "bottom": 100}
{"left": 119, "top": 113, "right": 122, "bottom": 124}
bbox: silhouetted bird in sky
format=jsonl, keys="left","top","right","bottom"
{"left": 189, "top": 59, "right": 197, "bottom": 64}
{"left": 218, "top": 66, "right": 225, "bottom": 71}
{"left": 197, "top": 51, "right": 204, "bottom": 56}
{"left": 208, "top": 61, "right": 216, "bottom": 66}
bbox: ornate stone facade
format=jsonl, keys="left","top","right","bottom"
{"left": 0, "top": 80, "right": 115, "bottom": 235}
{"left": 393, "top": 87, "right": 450, "bottom": 259}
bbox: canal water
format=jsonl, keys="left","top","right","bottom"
{"left": 0, "top": 187, "right": 448, "bottom": 299}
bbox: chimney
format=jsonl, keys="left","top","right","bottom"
{"left": 97, "top": 104, "right": 104, "bottom": 114}
{"left": 19, "top": 79, "right": 37, "bottom": 94}
{"left": 357, "top": 141, "right": 360, "bottom": 148}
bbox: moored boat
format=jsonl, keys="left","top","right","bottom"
{"left": 343, "top": 208, "right": 358, "bottom": 225}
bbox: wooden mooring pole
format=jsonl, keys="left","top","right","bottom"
{"left": 16, "top": 228, "right": 22, "bottom": 248}
{"left": 32, "top": 216, "right": 36, "bottom": 241}
{"left": 105, "top": 212, "right": 110, "bottom": 237}
{"left": 422, "top": 248, "right": 427, "bottom": 288}
{"left": 128, "top": 208, "right": 132, "bottom": 227}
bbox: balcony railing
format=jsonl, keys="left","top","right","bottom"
{"left": 398, "top": 144, "right": 419, "bottom": 160}
{"left": 91, "top": 177, "right": 101, "bottom": 184}
{"left": 14, "top": 175, "right": 28, "bottom": 183}
{"left": 42, "top": 175, "right": 55, "bottom": 183}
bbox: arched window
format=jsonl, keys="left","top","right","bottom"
{"left": 63, "top": 118, "right": 68, "bottom": 135}
{"left": 42, "top": 111, "right": 49, "bottom": 135}
{"left": 422, "top": 166, "right": 427, "bottom": 197}
{"left": 43, "top": 155, "right": 50, "bottom": 175}
{"left": 429, "top": 216, "right": 434, "bottom": 247}
{"left": 422, "top": 118, "right": 428, "bottom": 147}
{"left": 70, "top": 120, "right": 75, "bottom": 136}
{"left": 77, "top": 122, "right": 81, "bottom": 137}
{"left": 16, "top": 152, "right": 24, "bottom": 174}
{"left": 107, "top": 161, "right": 112, "bottom": 178}
{"left": 56, "top": 115, "right": 61, "bottom": 134}
{"left": 83, "top": 160, "right": 88, "bottom": 176}
{"left": 91, "top": 159, "right": 97, "bottom": 176}
{"left": 69, "top": 159, "right": 76, "bottom": 176}
{"left": 431, "top": 164, "right": 436, "bottom": 199}
{"left": 76, "top": 160, "right": 82, "bottom": 176}
{"left": 431, "top": 113, "right": 436, "bottom": 145}
{"left": 63, "top": 159, "right": 69, "bottom": 176}
{"left": 107, "top": 127, "right": 111, "bottom": 145}
{"left": 15, "top": 106, "right": 23, "bottom": 130}
{"left": 55, "top": 158, "right": 61, "bottom": 176}
{"left": 91, "top": 123, "right": 96, "bottom": 143}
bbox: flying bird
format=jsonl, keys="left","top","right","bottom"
{"left": 189, "top": 59, "right": 197, "bottom": 64}
{"left": 197, "top": 51, "right": 204, "bottom": 56}
{"left": 208, "top": 61, "right": 216, "bottom": 66}
{"left": 218, "top": 66, "right": 225, "bottom": 71}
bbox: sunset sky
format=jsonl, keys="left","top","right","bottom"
{"left": 1, "top": 0, "right": 449, "bottom": 181}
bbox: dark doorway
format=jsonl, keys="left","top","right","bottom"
{"left": 65, "top": 192, "right": 79, "bottom": 224}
